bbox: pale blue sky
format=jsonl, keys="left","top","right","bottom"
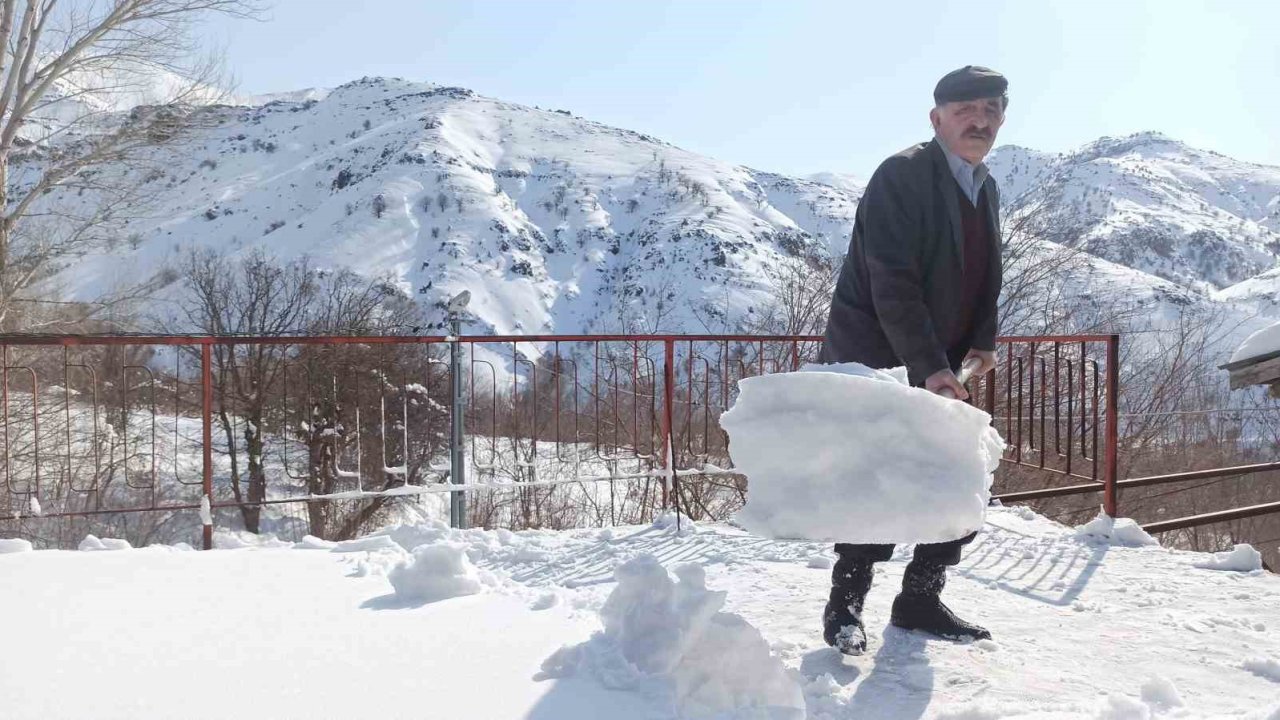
{"left": 206, "top": 0, "right": 1280, "bottom": 177}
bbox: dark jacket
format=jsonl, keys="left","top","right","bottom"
{"left": 818, "top": 139, "right": 1003, "bottom": 386}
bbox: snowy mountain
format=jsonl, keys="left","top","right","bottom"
{"left": 18, "top": 75, "right": 1280, "bottom": 347}
{"left": 987, "top": 132, "right": 1280, "bottom": 293}
{"left": 29, "top": 76, "right": 861, "bottom": 336}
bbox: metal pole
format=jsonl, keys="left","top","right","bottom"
{"left": 201, "top": 341, "right": 213, "bottom": 550}
{"left": 661, "top": 339, "right": 679, "bottom": 530}
{"left": 1103, "top": 334, "right": 1120, "bottom": 517}
{"left": 449, "top": 314, "right": 467, "bottom": 529}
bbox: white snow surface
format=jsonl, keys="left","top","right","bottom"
{"left": 720, "top": 362, "right": 1005, "bottom": 544}
{"left": 1231, "top": 320, "right": 1280, "bottom": 363}
{"left": 3, "top": 507, "right": 1280, "bottom": 719}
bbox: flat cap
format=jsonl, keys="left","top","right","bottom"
{"left": 934, "top": 65, "right": 1008, "bottom": 105}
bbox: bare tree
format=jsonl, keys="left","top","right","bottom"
{"left": 176, "top": 247, "right": 316, "bottom": 533}
{"left": 737, "top": 254, "right": 840, "bottom": 337}
{"left": 0, "top": 0, "right": 259, "bottom": 330}
{"left": 173, "top": 247, "right": 436, "bottom": 538}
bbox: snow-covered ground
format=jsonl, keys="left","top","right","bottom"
{"left": 3, "top": 507, "right": 1278, "bottom": 719}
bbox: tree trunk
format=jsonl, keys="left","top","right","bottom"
{"left": 243, "top": 407, "right": 265, "bottom": 534}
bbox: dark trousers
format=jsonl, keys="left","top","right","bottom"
{"left": 833, "top": 530, "right": 977, "bottom": 569}
{"left": 833, "top": 343, "right": 979, "bottom": 572}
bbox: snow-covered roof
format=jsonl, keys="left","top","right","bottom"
{"left": 1230, "top": 320, "right": 1280, "bottom": 365}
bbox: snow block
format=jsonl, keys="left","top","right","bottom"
{"left": 719, "top": 362, "right": 1005, "bottom": 543}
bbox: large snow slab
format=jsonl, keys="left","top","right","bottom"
{"left": 720, "top": 363, "right": 1005, "bottom": 544}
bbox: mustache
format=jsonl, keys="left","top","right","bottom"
{"left": 964, "top": 127, "right": 993, "bottom": 140}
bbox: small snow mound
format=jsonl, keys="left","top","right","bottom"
{"left": 806, "top": 554, "right": 833, "bottom": 569}
{"left": 332, "top": 535, "right": 401, "bottom": 553}
{"left": 1009, "top": 505, "right": 1038, "bottom": 521}
{"left": 1195, "top": 544, "right": 1263, "bottom": 572}
{"left": 540, "top": 554, "right": 804, "bottom": 719}
{"left": 370, "top": 520, "right": 451, "bottom": 552}
{"left": 720, "top": 362, "right": 1005, "bottom": 543}
{"left": 1074, "top": 512, "right": 1158, "bottom": 547}
{"left": 0, "top": 538, "right": 33, "bottom": 553}
{"left": 530, "top": 592, "right": 560, "bottom": 611}
{"left": 651, "top": 510, "right": 698, "bottom": 535}
{"left": 388, "top": 542, "right": 483, "bottom": 604}
{"left": 1097, "top": 694, "right": 1151, "bottom": 720}
{"left": 293, "top": 535, "right": 337, "bottom": 550}
{"left": 212, "top": 530, "right": 289, "bottom": 549}
{"left": 78, "top": 534, "right": 131, "bottom": 551}
{"left": 933, "top": 702, "right": 1020, "bottom": 720}
{"left": 1139, "top": 676, "right": 1183, "bottom": 708}
{"left": 1243, "top": 656, "right": 1280, "bottom": 682}
{"left": 1253, "top": 706, "right": 1280, "bottom": 720}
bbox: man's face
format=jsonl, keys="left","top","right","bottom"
{"left": 930, "top": 97, "right": 1005, "bottom": 164}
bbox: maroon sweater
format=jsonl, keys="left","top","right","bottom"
{"left": 950, "top": 184, "right": 991, "bottom": 350}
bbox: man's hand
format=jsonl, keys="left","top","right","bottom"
{"left": 925, "top": 369, "right": 968, "bottom": 400}
{"left": 963, "top": 349, "right": 997, "bottom": 377}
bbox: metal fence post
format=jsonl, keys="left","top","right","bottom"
{"left": 1104, "top": 334, "right": 1120, "bottom": 517}
{"left": 660, "top": 339, "right": 676, "bottom": 515}
{"left": 449, "top": 324, "right": 467, "bottom": 529}
{"left": 201, "top": 341, "right": 213, "bottom": 550}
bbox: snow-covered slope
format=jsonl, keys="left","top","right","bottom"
{"left": 2, "top": 507, "right": 1277, "bottom": 719}
{"left": 29, "top": 76, "right": 860, "bottom": 336}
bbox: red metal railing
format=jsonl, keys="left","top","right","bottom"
{"left": 0, "top": 332, "right": 1122, "bottom": 549}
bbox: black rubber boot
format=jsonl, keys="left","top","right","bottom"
{"left": 890, "top": 560, "right": 991, "bottom": 642}
{"left": 822, "top": 556, "right": 875, "bottom": 655}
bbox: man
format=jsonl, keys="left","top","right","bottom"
{"left": 815, "top": 66, "right": 1007, "bottom": 655}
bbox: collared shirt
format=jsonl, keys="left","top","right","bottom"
{"left": 936, "top": 135, "right": 989, "bottom": 207}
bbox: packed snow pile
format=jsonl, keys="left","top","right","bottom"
{"left": 1074, "top": 512, "right": 1160, "bottom": 548}
{"left": 1231, "top": 320, "right": 1280, "bottom": 363}
{"left": 1243, "top": 656, "right": 1280, "bottom": 682}
{"left": 0, "top": 538, "right": 32, "bottom": 553}
{"left": 1195, "top": 543, "right": 1265, "bottom": 572}
{"left": 388, "top": 541, "right": 484, "bottom": 604}
{"left": 78, "top": 534, "right": 132, "bottom": 551}
{"left": 720, "top": 362, "right": 1005, "bottom": 543}
{"left": 540, "top": 554, "right": 805, "bottom": 719}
